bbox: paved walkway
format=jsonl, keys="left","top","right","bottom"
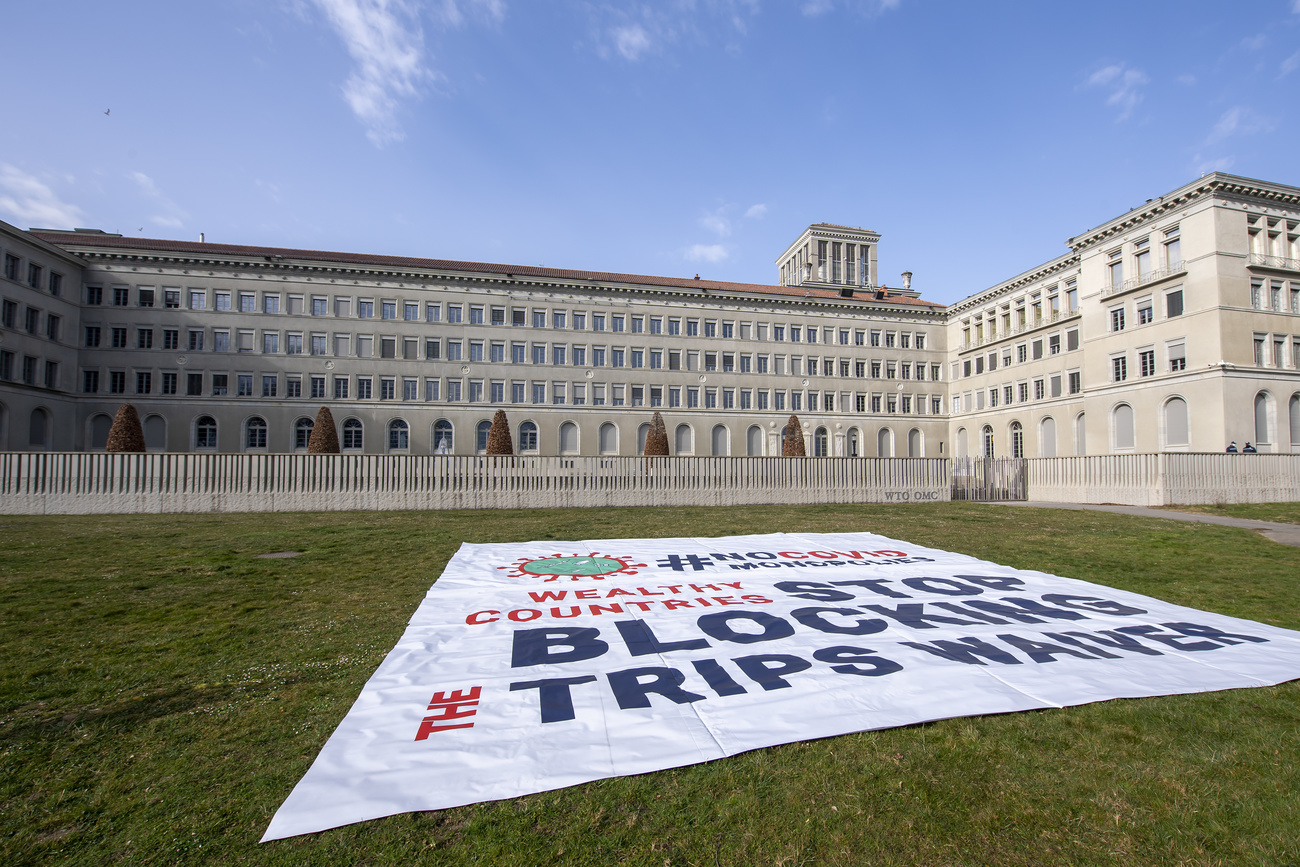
{"left": 988, "top": 501, "right": 1300, "bottom": 548}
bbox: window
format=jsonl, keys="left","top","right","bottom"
{"left": 113, "top": 287, "right": 130, "bottom": 306}
{"left": 357, "top": 377, "right": 373, "bottom": 400}
{"left": 164, "top": 329, "right": 179, "bottom": 350}
{"left": 136, "top": 287, "right": 154, "bottom": 307}
{"left": 382, "top": 301, "right": 397, "bottom": 320}
{"left": 406, "top": 302, "right": 421, "bottom": 321}
{"left": 1139, "top": 349, "right": 1155, "bottom": 377}
{"left": 195, "top": 416, "right": 218, "bottom": 449}
{"left": 25, "top": 307, "right": 40, "bottom": 335}
{"left": 82, "top": 369, "right": 99, "bottom": 393}
{"left": 433, "top": 420, "right": 453, "bottom": 452}
{"left": 427, "top": 379, "right": 442, "bottom": 401}
{"left": 428, "top": 303, "right": 442, "bottom": 323}
{"left": 427, "top": 338, "right": 442, "bottom": 360}
{"left": 245, "top": 417, "right": 268, "bottom": 449}
{"left": 532, "top": 344, "right": 546, "bottom": 364}
{"left": 109, "top": 326, "right": 127, "bottom": 348}
{"left": 519, "top": 421, "right": 538, "bottom": 451}
{"left": 532, "top": 383, "right": 545, "bottom": 404}
{"left": 1107, "top": 250, "right": 1123, "bottom": 289}
{"left": 551, "top": 344, "right": 565, "bottom": 365}
{"left": 1034, "top": 379, "right": 1045, "bottom": 400}
{"left": 3, "top": 254, "right": 19, "bottom": 281}
{"left": 1018, "top": 382, "right": 1029, "bottom": 403}
{"left": 238, "top": 293, "right": 255, "bottom": 313}
{"left": 1164, "top": 227, "right": 1181, "bottom": 268}
{"left": 263, "top": 294, "right": 280, "bottom": 314}
{"left": 84, "top": 325, "right": 101, "bottom": 347}
{"left": 1254, "top": 336, "right": 1266, "bottom": 366}
{"left": 469, "top": 380, "right": 483, "bottom": 402}
{"left": 160, "top": 371, "right": 176, "bottom": 394}
{"left": 1134, "top": 239, "right": 1151, "bottom": 280}
{"left": 1251, "top": 279, "right": 1263, "bottom": 309}
{"left": 1068, "top": 371, "right": 1081, "bottom": 394}
{"left": 447, "top": 341, "right": 463, "bottom": 361}
{"left": 189, "top": 330, "right": 205, "bottom": 351}
{"left": 295, "top": 418, "right": 314, "bottom": 449}
{"left": 287, "top": 333, "right": 303, "bottom": 355}
{"left": 343, "top": 419, "right": 363, "bottom": 450}
{"left": 358, "top": 300, "right": 374, "bottom": 319}
{"left": 1049, "top": 334, "right": 1060, "bottom": 355}
{"left": 1137, "top": 300, "right": 1153, "bottom": 325}
{"left": 1010, "top": 422, "right": 1024, "bottom": 459}
{"left": 388, "top": 419, "right": 409, "bottom": 449}
{"left": 1110, "top": 307, "right": 1125, "bottom": 332}
{"left": 310, "top": 375, "right": 326, "bottom": 398}
{"left": 286, "top": 376, "right": 301, "bottom": 398}
{"left": 1112, "top": 355, "right": 1127, "bottom": 382}
{"left": 262, "top": 375, "right": 278, "bottom": 397}
{"left": 237, "top": 374, "right": 253, "bottom": 396}
{"left": 404, "top": 378, "right": 418, "bottom": 401}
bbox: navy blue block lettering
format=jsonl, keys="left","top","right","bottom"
{"left": 615, "top": 619, "right": 710, "bottom": 656}
{"left": 1041, "top": 594, "right": 1147, "bottom": 616}
{"left": 607, "top": 667, "right": 707, "bottom": 709}
{"left": 698, "top": 610, "right": 796, "bottom": 644}
{"left": 691, "top": 659, "right": 748, "bottom": 696}
{"left": 510, "top": 676, "right": 598, "bottom": 723}
{"left": 791, "top": 606, "right": 888, "bottom": 636}
{"left": 860, "top": 603, "right": 985, "bottom": 629}
{"left": 901, "top": 577, "right": 986, "bottom": 596}
{"left": 812, "top": 645, "right": 904, "bottom": 677}
{"left": 732, "top": 654, "right": 812, "bottom": 690}
{"left": 997, "top": 633, "right": 1099, "bottom": 662}
{"left": 511, "top": 627, "right": 609, "bottom": 668}
{"left": 773, "top": 581, "right": 855, "bottom": 602}
{"left": 899, "top": 637, "right": 1022, "bottom": 665}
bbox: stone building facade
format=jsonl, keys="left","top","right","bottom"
{"left": 0, "top": 172, "right": 1297, "bottom": 457}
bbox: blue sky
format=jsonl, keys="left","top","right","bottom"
{"left": 2, "top": 0, "right": 1298, "bottom": 304}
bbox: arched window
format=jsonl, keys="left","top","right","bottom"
{"left": 432, "top": 419, "right": 452, "bottom": 453}
{"left": 475, "top": 420, "right": 491, "bottom": 452}
{"left": 559, "top": 422, "right": 578, "bottom": 454}
{"left": 144, "top": 415, "right": 166, "bottom": 451}
{"left": 847, "top": 427, "right": 859, "bottom": 458}
{"left": 746, "top": 425, "right": 763, "bottom": 456}
{"left": 1009, "top": 422, "right": 1023, "bottom": 459}
{"left": 599, "top": 422, "right": 618, "bottom": 454}
{"left": 878, "top": 427, "right": 893, "bottom": 457}
{"left": 519, "top": 421, "right": 538, "bottom": 451}
{"left": 1075, "top": 413, "right": 1087, "bottom": 455}
{"left": 245, "top": 417, "right": 268, "bottom": 449}
{"left": 675, "top": 424, "right": 693, "bottom": 454}
{"left": 813, "top": 426, "right": 828, "bottom": 457}
{"left": 295, "top": 417, "right": 314, "bottom": 450}
{"left": 90, "top": 413, "right": 113, "bottom": 450}
{"left": 195, "top": 415, "right": 217, "bottom": 449}
{"left": 1255, "top": 391, "right": 1272, "bottom": 446}
{"left": 388, "top": 419, "right": 409, "bottom": 450}
{"left": 1291, "top": 394, "right": 1300, "bottom": 447}
{"left": 637, "top": 423, "right": 650, "bottom": 454}
{"left": 1112, "top": 404, "right": 1134, "bottom": 450}
{"left": 908, "top": 428, "right": 922, "bottom": 457}
{"left": 1163, "top": 398, "right": 1188, "bottom": 448}
{"left": 29, "top": 408, "right": 48, "bottom": 448}
{"left": 711, "top": 424, "right": 729, "bottom": 456}
{"left": 1039, "top": 417, "right": 1057, "bottom": 457}
{"left": 343, "top": 418, "right": 364, "bottom": 450}
{"left": 955, "top": 427, "right": 967, "bottom": 458}
{"left": 981, "top": 425, "right": 994, "bottom": 458}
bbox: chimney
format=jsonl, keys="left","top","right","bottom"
{"left": 901, "top": 271, "right": 912, "bottom": 291}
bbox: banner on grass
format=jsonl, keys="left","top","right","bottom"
{"left": 263, "top": 531, "right": 1300, "bottom": 840}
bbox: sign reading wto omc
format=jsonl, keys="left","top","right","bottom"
{"left": 263, "top": 531, "right": 1300, "bottom": 840}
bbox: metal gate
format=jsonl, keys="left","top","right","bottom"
{"left": 949, "top": 457, "right": 1027, "bottom": 501}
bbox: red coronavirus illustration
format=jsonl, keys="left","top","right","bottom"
{"left": 497, "top": 553, "right": 647, "bottom": 581}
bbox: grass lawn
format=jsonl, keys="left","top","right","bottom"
{"left": 1160, "top": 502, "right": 1300, "bottom": 525}
{"left": 2, "top": 503, "right": 1300, "bottom": 866}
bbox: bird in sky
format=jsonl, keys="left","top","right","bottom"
{"left": 104, "top": 109, "right": 110, "bottom": 116}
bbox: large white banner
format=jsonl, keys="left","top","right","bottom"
{"left": 263, "top": 531, "right": 1300, "bottom": 840}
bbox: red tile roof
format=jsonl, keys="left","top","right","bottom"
{"left": 31, "top": 231, "right": 942, "bottom": 310}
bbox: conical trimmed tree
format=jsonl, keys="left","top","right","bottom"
{"left": 643, "top": 411, "right": 669, "bottom": 456}
{"left": 781, "top": 414, "right": 806, "bottom": 456}
{"left": 307, "top": 406, "right": 340, "bottom": 454}
{"left": 486, "top": 410, "right": 514, "bottom": 455}
{"left": 105, "top": 403, "right": 146, "bottom": 452}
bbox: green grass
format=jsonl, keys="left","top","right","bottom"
{"left": 1160, "top": 502, "right": 1300, "bottom": 525}
{"left": 2, "top": 504, "right": 1299, "bottom": 866}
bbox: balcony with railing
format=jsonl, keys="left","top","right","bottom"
{"left": 1248, "top": 253, "right": 1300, "bottom": 273}
{"left": 1102, "top": 260, "right": 1185, "bottom": 297}
{"left": 957, "top": 306, "right": 1081, "bottom": 352}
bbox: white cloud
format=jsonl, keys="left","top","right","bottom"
{"left": 685, "top": 244, "right": 728, "bottom": 264}
{"left": 1177, "top": 73, "right": 1196, "bottom": 86}
{"left": 1082, "top": 62, "right": 1148, "bottom": 120}
{"left": 802, "top": 0, "right": 899, "bottom": 15}
{"left": 612, "top": 24, "right": 652, "bottom": 61}
{"left": 1194, "top": 155, "right": 1235, "bottom": 174}
{"left": 1281, "top": 51, "right": 1300, "bottom": 77}
{"left": 0, "top": 164, "right": 85, "bottom": 229}
{"left": 129, "top": 171, "right": 188, "bottom": 229}
{"left": 313, "top": 0, "right": 433, "bottom": 145}
{"left": 1205, "top": 106, "right": 1277, "bottom": 145}
{"left": 699, "top": 209, "right": 731, "bottom": 237}
{"left": 1238, "top": 34, "right": 1267, "bottom": 51}
{"left": 744, "top": 203, "right": 767, "bottom": 219}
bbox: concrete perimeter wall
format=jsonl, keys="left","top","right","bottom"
{"left": 1027, "top": 453, "right": 1300, "bottom": 506}
{"left": 0, "top": 453, "right": 951, "bottom": 514}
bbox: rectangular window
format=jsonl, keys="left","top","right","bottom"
{"left": 286, "top": 376, "right": 300, "bottom": 398}
{"left": 427, "top": 379, "right": 442, "bottom": 401}
{"left": 358, "top": 300, "right": 375, "bottom": 319}
{"left": 211, "top": 374, "right": 228, "bottom": 396}
{"left": 612, "top": 349, "right": 625, "bottom": 368}
{"left": 311, "top": 334, "right": 327, "bottom": 355}
{"left": 532, "top": 383, "right": 546, "bottom": 404}
{"left": 1112, "top": 356, "right": 1127, "bottom": 382}
{"left": 442, "top": 340, "right": 461, "bottom": 361}
{"left": 1018, "top": 382, "right": 1029, "bottom": 403}
{"left": 1139, "top": 349, "right": 1155, "bottom": 377}
{"left": 1254, "top": 336, "right": 1266, "bottom": 366}
{"left": 490, "top": 381, "right": 505, "bottom": 403}
{"left": 631, "top": 349, "right": 644, "bottom": 369}
{"left": 572, "top": 345, "right": 586, "bottom": 366}
{"left": 190, "top": 373, "right": 206, "bottom": 396}
{"left": 533, "top": 310, "right": 546, "bottom": 328}
{"left": 470, "top": 305, "right": 484, "bottom": 325}
{"left": 84, "top": 325, "right": 101, "bottom": 347}
{"left": 236, "top": 293, "right": 254, "bottom": 313}
{"left": 310, "top": 375, "right": 325, "bottom": 399}
{"left": 444, "top": 379, "right": 460, "bottom": 401}
{"left": 263, "top": 294, "right": 280, "bottom": 314}
{"left": 262, "top": 375, "right": 278, "bottom": 397}
{"left": 427, "top": 338, "right": 442, "bottom": 360}
{"left": 1251, "top": 278, "right": 1263, "bottom": 309}
{"left": 137, "top": 328, "right": 153, "bottom": 349}
{"left": 381, "top": 337, "right": 395, "bottom": 359}
{"left": 287, "top": 333, "right": 303, "bottom": 355}
{"left": 237, "top": 330, "right": 254, "bottom": 352}
{"left": 532, "top": 344, "right": 546, "bottom": 364}
{"left": 650, "top": 317, "right": 662, "bottom": 335}
{"left": 357, "top": 377, "right": 373, "bottom": 400}
{"left": 113, "top": 287, "right": 130, "bottom": 306}
{"left": 1164, "top": 227, "right": 1181, "bottom": 268}
{"left": 82, "top": 369, "right": 99, "bottom": 393}
{"left": 591, "top": 384, "right": 603, "bottom": 405}
{"left": 1049, "top": 334, "right": 1060, "bottom": 355}
{"left": 552, "top": 344, "right": 565, "bottom": 365}
{"left": 687, "top": 388, "right": 700, "bottom": 408}
{"left": 406, "top": 302, "right": 420, "bottom": 321}
{"left": 593, "top": 314, "right": 606, "bottom": 332}
{"left": 109, "top": 370, "right": 126, "bottom": 393}
{"left": 1068, "top": 371, "right": 1081, "bottom": 394}
{"left": 572, "top": 313, "right": 586, "bottom": 331}
{"left": 1110, "top": 307, "right": 1125, "bottom": 331}
{"left": 380, "top": 378, "right": 396, "bottom": 400}
{"left": 1050, "top": 374, "right": 1061, "bottom": 398}
{"left": 427, "top": 303, "right": 442, "bottom": 323}
{"left": 1138, "top": 301, "right": 1153, "bottom": 325}
{"left": 775, "top": 391, "right": 786, "bottom": 411}
{"left": 237, "top": 374, "right": 253, "bottom": 396}
{"left": 135, "top": 287, "right": 154, "bottom": 308}
{"left": 381, "top": 301, "right": 397, "bottom": 320}
{"left": 162, "top": 371, "right": 177, "bottom": 395}
{"left": 404, "top": 337, "right": 419, "bottom": 360}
